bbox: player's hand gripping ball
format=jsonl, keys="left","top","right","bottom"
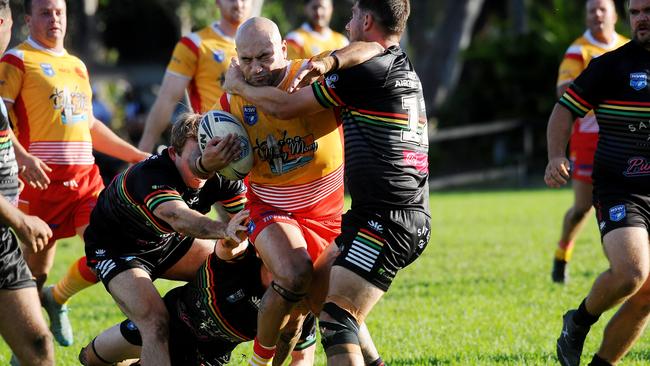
{"left": 198, "top": 110, "right": 253, "bottom": 180}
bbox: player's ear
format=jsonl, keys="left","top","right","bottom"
{"left": 363, "top": 12, "right": 373, "bottom": 32}
{"left": 281, "top": 39, "right": 287, "bottom": 59}
{"left": 168, "top": 146, "right": 177, "bottom": 160}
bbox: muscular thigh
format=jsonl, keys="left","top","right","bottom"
{"left": 107, "top": 268, "right": 164, "bottom": 321}
{"left": 162, "top": 238, "right": 213, "bottom": 281}
{"left": 254, "top": 221, "right": 311, "bottom": 280}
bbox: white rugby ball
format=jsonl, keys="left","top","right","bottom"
{"left": 198, "top": 110, "right": 253, "bottom": 180}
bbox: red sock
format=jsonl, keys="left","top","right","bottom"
{"left": 249, "top": 337, "right": 275, "bottom": 366}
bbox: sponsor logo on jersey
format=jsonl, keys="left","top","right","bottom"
{"left": 213, "top": 49, "right": 225, "bottom": 63}
{"left": 403, "top": 150, "right": 429, "bottom": 173}
{"left": 40, "top": 63, "right": 55, "bottom": 77}
{"left": 630, "top": 72, "right": 648, "bottom": 91}
{"left": 609, "top": 205, "right": 626, "bottom": 222}
{"left": 247, "top": 220, "right": 256, "bottom": 235}
{"left": 250, "top": 296, "right": 262, "bottom": 309}
{"left": 226, "top": 289, "right": 245, "bottom": 303}
{"left": 623, "top": 156, "right": 650, "bottom": 177}
{"left": 252, "top": 131, "right": 318, "bottom": 175}
{"left": 75, "top": 67, "right": 87, "bottom": 80}
{"left": 243, "top": 105, "right": 258, "bottom": 125}
{"left": 367, "top": 220, "right": 383, "bottom": 233}
{"left": 325, "top": 74, "right": 338, "bottom": 88}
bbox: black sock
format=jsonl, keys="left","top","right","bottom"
{"left": 368, "top": 357, "right": 385, "bottom": 366}
{"left": 588, "top": 354, "right": 613, "bottom": 366}
{"left": 574, "top": 298, "right": 600, "bottom": 327}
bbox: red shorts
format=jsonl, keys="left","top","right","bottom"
{"left": 19, "top": 164, "right": 104, "bottom": 241}
{"left": 569, "top": 130, "right": 598, "bottom": 184}
{"left": 247, "top": 198, "right": 341, "bottom": 262}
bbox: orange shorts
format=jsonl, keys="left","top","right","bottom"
{"left": 247, "top": 199, "right": 341, "bottom": 262}
{"left": 569, "top": 130, "right": 598, "bottom": 184}
{"left": 19, "top": 164, "right": 104, "bottom": 241}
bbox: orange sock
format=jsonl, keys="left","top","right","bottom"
{"left": 555, "top": 240, "right": 575, "bottom": 262}
{"left": 52, "top": 257, "right": 99, "bottom": 305}
{"left": 249, "top": 337, "right": 275, "bottom": 366}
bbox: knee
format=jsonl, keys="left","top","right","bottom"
{"left": 319, "top": 302, "right": 361, "bottom": 357}
{"left": 27, "top": 331, "right": 54, "bottom": 363}
{"left": 614, "top": 267, "right": 648, "bottom": 295}
{"left": 275, "top": 258, "right": 314, "bottom": 293}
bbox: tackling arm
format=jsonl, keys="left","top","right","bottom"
{"left": 138, "top": 73, "right": 190, "bottom": 153}
{"left": 153, "top": 200, "right": 248, "bottom": 241}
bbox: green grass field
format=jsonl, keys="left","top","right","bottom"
{"left": 2, "top": 188, "right": 650, "bottom": 365}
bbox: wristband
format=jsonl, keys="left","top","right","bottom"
{"left": 330, "top": 53, "right": 340, "bottom": 71}
{"left": 195, "top": 156, "right": 209, "bottom": 175}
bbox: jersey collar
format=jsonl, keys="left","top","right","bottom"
{"left": 211, "top": 21, "right": 234, "bottom": 43}
{"left": 26, "top": 36, "right": 66, "bottom": 57}
{"left": 584, "top": 30, "right": 619, "bottom": 50}
{"left": 301, "top": 22, "right": 333, "bottom": 40}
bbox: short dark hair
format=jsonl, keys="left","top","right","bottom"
{"left": 0, "top": 0, "right": 9, "bottom": 15}
{"left": 170, "top": 113, "right": 202, "bottom": 154}
{"left": 23, "top": 0, "right": 31, "bottom": 14}
{"left": 357, "top": 0, "right": 410, "bottom": 35}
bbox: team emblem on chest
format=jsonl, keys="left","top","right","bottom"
{"left": 630, "top": 72, "right": 648, "bottom": 91}
{"left": 213, "top": 49, "right": 225, "bottom": 63}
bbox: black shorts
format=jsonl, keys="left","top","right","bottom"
{"left": 594, "top": 186, "right": 650, "bottom": 239}
{"left": 165, "top": 288, "right": 236, "bottom": 366}
{"left": 0, "top": 227, "right": 35, "bottom": 290}
{"left": 86, "top": 235, "right": 194, "bottom": 290}
{"left": 333, "top": 208, "right": 431, "bottom": 291}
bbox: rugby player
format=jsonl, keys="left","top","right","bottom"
{"left": 84, "top": 113, "right": 248, "bottom": 366}
{"left": 285, "top": 0, "right": 348, "bottom": 60}
{"left": 546, "top": 0, "right": 650, "bottom": 364}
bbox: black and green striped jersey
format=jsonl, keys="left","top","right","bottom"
{"left": 311, "top": 46, "right": 429, "bottom": 213}
{"left": 559, "top": 40, "right": 650, "bottom": 190}
{"left": 0, "top": 101, "right": 19, "bottom": 208}
{"left": 87, "top": 148, "right": 246, "bottom": 251}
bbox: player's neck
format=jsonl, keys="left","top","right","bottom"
{"left": 592, "top": 29, "right": 615, "bottom": 45}
{"left": 217, "top": 19, "right": 239, "bottom": 38}
{"left": 29, "top": 36, "right": 64, "bottom": 53}
{"left": 308, "top": 22, "right": 328, "bottom": 34}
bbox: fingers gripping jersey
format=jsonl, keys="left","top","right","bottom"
{"left": 557, "top": 30, "right": 629, "bottom": 135}
{"left": 312, "top": 46, "right": 430, "bottom": 212}
{"left": 220, "top": 60, "right": 344, "bottom": 217}
{"left": 0, "top": 38, "right": 94, "bottom": 173}
{"left": 285, "top": 23, "right": 349, "bottom": 60}
{"left": 558, "top": 40, "right": 650, "bottom": 191}
{"left": 166, "top": 22, "right": 237, "bottom": 113}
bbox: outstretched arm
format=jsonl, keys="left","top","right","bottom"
{"left": 138, "top": 73, "right": 190, "bottom": 153}
{"left": 90, "top": 118, "right": 150, "bottom": 163}
{"left": 153, "top": 200, "right": 248, "bottom": 241}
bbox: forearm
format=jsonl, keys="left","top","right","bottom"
{"left": 332, "top": 41, "right": 384, "bottom": 69}
{"left": 0, "top": 194, "right": 24, "bottom": 229}
{"left": 235, "top": 83, "right": 291, "bottom": 117}
{"left": 90, "top": 120, "right": 148, "bottom": 163}
{"left": 139, "top": 98, "right": 177, "bottom": 152}
{"left": 546, "top": 104, "right": 574, "bottom": 160}
{"left": 161, "top": 206, "right": 227, "bottom": 239}
{"left": 9, "top": 129, "right": 30, "bottom": 163}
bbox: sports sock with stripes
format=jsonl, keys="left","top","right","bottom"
{"left": 53, "top": 256, "right": 99, "bottom": 304}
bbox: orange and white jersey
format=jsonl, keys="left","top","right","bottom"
{"left": 166, "top": 22, "right": 237, "bottom": 113}
{"left": 220, "top": 60, "right": 344, "bottom": 216}
{"left": 0, "top": 37, "right": 94, "bottom": 170}
{"left": 285, "top": 23, "right": 349, "bottom": 60}
{"left": 557, "top": 30, "right": 628, "bottom": 134}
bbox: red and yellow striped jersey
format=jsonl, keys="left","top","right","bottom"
{"left": 220, "top": 60, "right": 344, "bottom": 216}
{"left": 166, "top": 22, "right": 237, "bottom": 113}
{"left": 285, "top": 23, "right": 348, "bottom": 60}
{"left": 0, "top": 37, "right": 95, "bottom": 178}
{"left": 557, "top": 30, "right": 628, "bottom": 87}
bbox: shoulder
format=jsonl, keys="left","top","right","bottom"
{"left": 176, "top": 32, "right": 203, "bottom": 55}
{"left": 0, "top": 47, "right": 26, "bottom": 70}
{"left": 285, "top": 29, "right": 305, "bottom": 46}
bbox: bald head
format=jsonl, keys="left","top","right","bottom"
{"left": 235, "top": 17, "right": 288, "bottom": 87}
{"left": 235, "top": 17, "right": 283, "bottom": 48}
